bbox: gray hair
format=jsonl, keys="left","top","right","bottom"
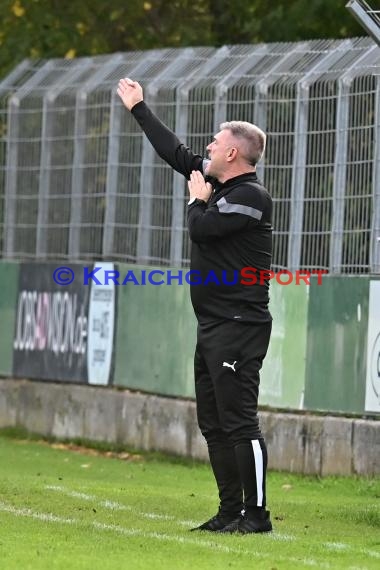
{"left": 220, "top": 121, "right": 266, "bottom": 166}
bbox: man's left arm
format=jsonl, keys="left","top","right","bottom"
{"left": 187, "top": 173, "right": 265, "bottom": 242}
{"left": 187, "top": 200, "right": 253, "bottom": 242}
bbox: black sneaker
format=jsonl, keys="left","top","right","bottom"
{"left": 217, "top": 517, "right": 243, "bottom": 533}
{"left": 238, "top": 510, "right": 272, "bottom": 534}
{"left": 190, "top": 512, "right": 242, "bottom": 532}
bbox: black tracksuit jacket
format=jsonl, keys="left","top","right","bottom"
{"left": 131, "top": 102, "right": 273, "bottom": 324}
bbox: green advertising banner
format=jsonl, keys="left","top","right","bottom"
{"left": 304, "top": 276, "right": 371, "bottom": 414}
{"left": 0, "top": 261, "right": 20, "bottom": 376}
{"left": 113, "top": 265, "right": 197, "bottom": 398}
{"left": 261, "top": 281, "right": 309, "bottom": 409}
{"left": 113, "top": 264, "right": 309, "bottom": 406}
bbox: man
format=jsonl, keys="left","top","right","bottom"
{"left": 117, "top": 78, "right": 273, "bottom": 534}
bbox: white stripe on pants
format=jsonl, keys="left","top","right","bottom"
{"left": 251, "top": 440, "right": 263, "bottom": 507}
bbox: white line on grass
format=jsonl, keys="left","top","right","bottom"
{"left": 45, "top": 485, "right": 173, "bottom": 520}
{"left": 0, "top": 501, "right": 327, "bottom": 567}
{"left": 0, "top": 501, "right": 76, "bottom": 525}
{"left": 45, "top": 484, "right": 294, "bottom": 541}
{"left": 322, "top": 541, "right": 379, "bottom": 561}
{"left": 43, "top": 484, "right": 380, "bottom": 562}
{"left": 323, "top": 542, "right": 350, "bottom": 551}
{"left": 359, "top": 548, "right": 380, "bottom": 560}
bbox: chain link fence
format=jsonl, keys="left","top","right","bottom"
{"left": 0, "top": 38, "right": 379, "bottom": 273}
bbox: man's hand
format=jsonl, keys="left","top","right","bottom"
{"left": 117, "top": 78, "right": 143, "bottom": 111}
{"left": 188, "top": 170, "right": 213, "bottom": 203}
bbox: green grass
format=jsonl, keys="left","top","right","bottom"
{"left": 0, "top": 430, "right": 379, "bottom": 570}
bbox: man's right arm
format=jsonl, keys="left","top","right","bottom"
{"left": 117, "top": 77, "right": 203, "bottom": 179}
{"left": 131, "top": 101, "right": 203, "bottom": 179}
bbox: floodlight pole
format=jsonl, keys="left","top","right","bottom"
{"left": 346, "top": 0, "right": 380, "bottom": 46}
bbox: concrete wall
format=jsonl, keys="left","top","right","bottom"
{"left": 0, "top": 378, "right": 378, "bottom": 476}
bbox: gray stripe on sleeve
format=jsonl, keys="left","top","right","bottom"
{"left": 216, "top": 197, "right": 263, "bottom": 220}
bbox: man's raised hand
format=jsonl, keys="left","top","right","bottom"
{"left": 117, "top": 78, "right": 143, "bottom": 111}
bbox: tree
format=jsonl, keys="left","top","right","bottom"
{"left": 0, "top": 0, "right": 212, "bottom": 79}
{"left": 0, "top": 1, "right": 367, "bottom": 80}
{"left": 207, "top": 0, "right": 364, "bottom": 45}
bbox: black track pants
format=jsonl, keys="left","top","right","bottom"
{"left": 194, "top": 319, "right": 271, "bottom": 512}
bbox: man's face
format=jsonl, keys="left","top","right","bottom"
{"left": 204, "top": 129, "right": 234, "bottom": 179}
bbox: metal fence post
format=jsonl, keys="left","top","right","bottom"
{"left": 2, "top": 65, "right": 33, "bottom": 256}
{"left": 212, "top": 45, "right": 269, "bottom": 132}
{"left": 3, "top": 61, "right": 54, "bottom": 257}
{"left": 101, "top": 87, "right": 122, "bottom": 259}
{"left": 371, "top": 73, "right": 380, "bottom": 273}
{"left": 103, "top": 51, "right": 180, "bottom": 259}
{"left": 36, "top": 60, "right": 93, "bottom": 258}
{"left": 170, "top": 47, "right": 230, "bottom": 266}
{"left": 330, "top": 45, "right": 377, "bottom": 273}
{"left": 254, "top": 43, "right": 309, "bottom": 183}
{"left": 1, "top": 60, "right": 33, "bottom": 256}
{"left": 136, "top": 49, "right": 196, "bottom": 264}
{"left": 288, "top": 41, "right": 353, "bottom": 271}
{"left": 68, "top": 54, "right": 124, "bottom": 259}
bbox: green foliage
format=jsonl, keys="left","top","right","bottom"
{"left": 0, "top": 0, "right": 365, "bottom": 80}
{"left": 208, "top": 0, "right": 364, "bottom": 45}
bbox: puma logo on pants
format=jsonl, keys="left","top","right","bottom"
{"left": 222, "top": 360, "right": 237, "bottom": 372}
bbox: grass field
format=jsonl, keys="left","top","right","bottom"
{"left": 0, "top": 429, "right": 379, "bottom": 570}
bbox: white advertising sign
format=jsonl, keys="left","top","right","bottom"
{"left": 87, "top": 262, "right": 115, "bottom": 385}
{"left": 365, "top": 280, "right": 380, "bottom": 412}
